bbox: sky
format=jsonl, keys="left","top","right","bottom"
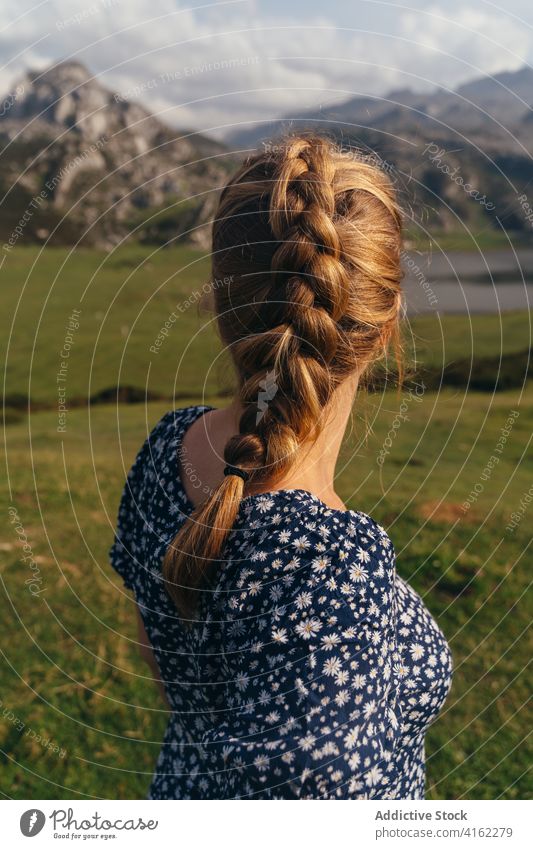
{"left": 1, "top": 0, "right": 532, "bottom": 137}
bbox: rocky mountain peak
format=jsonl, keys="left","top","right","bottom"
{"left": 7, "top": 59, "right": 145, "bottom": 143}
{"left": 0, "top": 60, "right": 234, "bottom": 249}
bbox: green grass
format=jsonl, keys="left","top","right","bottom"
{"left": 405, "top": 311, "right": 532, "bottom": 372}
{"left": 1, "top": 246, "right": 531, "bottom": 408}
{"left": 1, "top": 389, "right": 531, "bottom": 799}
{"left": 407, "top": 227, "right": 533, "bottom": 253}
{"left": 0, "top": 244, "right": 219, "bottom": 404}
{"left": 1, "top": 245, "right": 531, "bottom": 799}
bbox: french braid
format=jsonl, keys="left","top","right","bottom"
{"left": 164, "top": 134, "right": 404, "bottom": 618}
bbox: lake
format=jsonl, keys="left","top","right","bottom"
{"left": 403, "top": 248, "right": 533, "bottom": 314}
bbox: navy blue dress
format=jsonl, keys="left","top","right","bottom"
{"left": 109, "top": 405, "right": 453, "bottom": 799}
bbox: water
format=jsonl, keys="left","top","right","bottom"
{"left": 403, "top": 248, "right": 533, "bottom": 314}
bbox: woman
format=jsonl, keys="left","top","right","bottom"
{"left": 110, "top": 134, "right": 453, "bottom": 799}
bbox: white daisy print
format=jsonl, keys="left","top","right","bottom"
{"left": 110, "top": 405, "right": 453, "bottom": 802}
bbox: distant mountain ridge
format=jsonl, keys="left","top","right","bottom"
{"left": 0, "top": 60, "right": 234, "bottom": 249}
{"left": 229, "top": 66, "right": 533, "bottom": 150}
{"left": 227, "top": 66, "right": 533, "bottom": 237}
{"left": 1, "top": 60, "right": 533, "bottom": 247}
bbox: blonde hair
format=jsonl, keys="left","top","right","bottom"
{"left": 163, "top": 133, "right": 404, "bottom": 618}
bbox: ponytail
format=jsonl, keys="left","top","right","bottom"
{"left": 163, "top": 470, "right": 246, "bottom": 620}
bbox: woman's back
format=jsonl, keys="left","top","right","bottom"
{"left": 110, "top": 404, "right": 453, "bottom": 799}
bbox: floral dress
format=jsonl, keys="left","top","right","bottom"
{"left": 109, "top": 405, "right": 454, "bottom": 799}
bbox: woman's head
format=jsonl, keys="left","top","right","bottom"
{"left": 164, "top": 133, "right": 404, "bottom": 618}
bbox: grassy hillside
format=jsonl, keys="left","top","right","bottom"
{"left": 0, "top": 245, "right": 531, "bottom": 800}
{"left": 1, "top": 246, "right": 531, "bottom": 410}
{"left": 1, "top": 388, "right": 531, "bottom": 799}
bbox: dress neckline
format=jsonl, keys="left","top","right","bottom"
{"left": 170, "top": 404, "right": 363, "bottom": 522}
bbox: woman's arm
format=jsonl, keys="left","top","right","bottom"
{"left": 136, "top": 606, "right": 170, "bottom": 708}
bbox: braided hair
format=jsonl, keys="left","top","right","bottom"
{"left": 163, "top": 134, "right": 404, "bottom": 618}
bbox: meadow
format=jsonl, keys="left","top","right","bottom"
{"left": 0, "top": 245, "right": 531, "bottom": 799}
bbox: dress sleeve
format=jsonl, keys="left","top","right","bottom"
{"left": 108, "top": 413, "right": 170, "bottom": 590}
{"left": 199, "top": 514, "right": 404, "bottom": 799}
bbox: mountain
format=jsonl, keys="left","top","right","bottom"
{"left": 0, "top": 61, "right": 234, "bottom": 249}
{"left": 229, "top": 67, "right": 533, "bottom": 150}
{"left": 227, "top": 66, "right": 533, "bottom": 236}
{"left": 455, "top": 66, "right": 533, "bottom": 122}
{"left": 2, "top": 60, "right": 533, "bottom": 248}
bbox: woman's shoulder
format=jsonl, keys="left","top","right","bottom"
{"left": 130, "top": 404, "right": 212, "bottom": 464}
{"left": 234, "top": 489, "right": 394, "bottom": 563}
{"left": 117, "top": 404, "right": 212, "bottom": 506}
{"left": 221, "top": 490, "right": 396, "bottom": 622}
{"left": 108, "top": 404, "right": 212, "bottom": 589}
{"left": 149, "top": 403, "right": 213, "bottom": 442}
{"left": 213, "top": 492, "right": 397, "bottom": 653}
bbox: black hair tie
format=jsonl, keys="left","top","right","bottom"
{"left": 223, "top": 465, "right": 250, "bottom": 483}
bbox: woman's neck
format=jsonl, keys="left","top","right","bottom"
{"left": 243, "top": 375, "right": 358, "bottom": 509}
{"left": 183, "top": 374, "right": 359, "bottom": 512}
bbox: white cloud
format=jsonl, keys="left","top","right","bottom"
{"left": 397, "top": 5, "right": 529, "bottom": 85}
{"left": 0, "top": 0, "right": 530, "bottom": 138}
